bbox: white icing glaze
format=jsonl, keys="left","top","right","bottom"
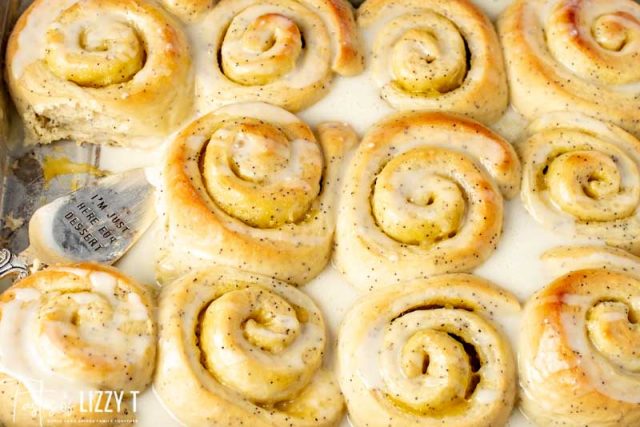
{"left": 10, "top": 0, "right": 79, "bottom": 78}
{"left": 475, "top": 389, "right": 499, "bottom": 404}
{"left": 542, "top": 244, "right": 640, "bottom": 278}
{"left": 559, "top": 311, "right": 640, "bottom": 404}
{"left": 188, "top": 0, "right": 335, "bottom": 114}
{"left": 525, "top": 0, "right": 640, "bottom": 94}
{"left": 217, "top": 4, "right": 325, "bottom": 89}
{"left": 0, "top": 269, "right": 152, "bottom": 411}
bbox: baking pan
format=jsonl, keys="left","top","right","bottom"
{"left": 0, "top": 0, "right": 102, "bottom": 271}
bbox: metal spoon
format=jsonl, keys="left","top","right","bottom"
{"left": 0, "top": 169, "right": 155, "bottom": 279}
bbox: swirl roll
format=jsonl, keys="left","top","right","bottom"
{"left": 520, "top": 112, "right": 640, "bottom": 254}
{"left": 498, "top": 0, "right": 640, "bottom": 137}
{"left": 6, "top": 0, "right": 193, "bottom": 148}
{"left": 358, "top": 0, "right": 508, "bottom": 123}
{"left": 520, "top": 245, "right": 640, "bottom": 426}
{"left": 0, "top": 264, "right": 156, "bottom": 426}
{"left": 191, "top": 0, "right": 363, "bottom": 112}
{"left": 335, "top": 111, "right": 520, "bottom": 290}
{"left": 338, "top": 274, "right": 518, "bottom": 427}
{"left": 154, "top": 266, "right": 343, "bottom": 426}
{"left": 158, "top": 102, "right": 356, "bottom": 285}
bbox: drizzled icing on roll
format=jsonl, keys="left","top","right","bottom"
{"left": 499, "top": 0, "right": 640, "bottom": 137}
{"left": 191, "top": 0, "right": 363, "bottom": 112}
{"left": 5, "top": 0, "right": 193, "bottom": 147}
{"left": 520, "top": 245, "right": 640, "bottom": 426}
{"left": 0, "top": 264, "right": 155, "bottom": 426}
{"left": 335, "top": 111, "right": 520, "bottom": 290}
{"left": 338, "top": 274, "right": 518, "bottom": 427}
{"left": 358, "top": 0, "right": 508, "bottom": 123}
{"left": 158, "top": 102, "right": 357, "bottom": 285}
{"left": 154, "top": 266, "right": 343, "bottom": 426}
{"left": 519, "top": 112, "right": 640, "bottom": 254}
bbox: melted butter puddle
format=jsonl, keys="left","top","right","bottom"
{"left": 42, "top": 156, "right": 108, "bottom": 189}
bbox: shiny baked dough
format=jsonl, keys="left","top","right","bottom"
{"left": 520, "top": 112, "right": 640, "bottom": 254}
{"left": 160, "top": 0, "right": 214, "bottom": 21}
{"left": 157, "top": 102, "right": 356, "bottom": 285}
{"left": 499, "top": 0, "right": 640, "bottom": 137}
{"left": 520, "top": 245, "right": 640, "bottom": 426}
{"left": 191, "top": 0, "right": 363, "bottom": 112}
{"left": 154, "top": 265, "right": 343, "bottom": 427}
{"left": 541, "top": 244, "right": 640, "bottom": 277}
{"left": 5, "top": 0, "right": 193, "bottom": 148}
{"left": 0, "top": 264, "right": 156, "bottom": 427}
{"left": 338, "top": 273, "right": 518, "bottom": 427}
{"left": 335, "top": 111, "right": 520, "bottom": 291}
{"left": 358, "top": 0, "right": 508, "bottom": 124}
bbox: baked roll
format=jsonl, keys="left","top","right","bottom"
{"left": 191, "top": 0, "right": 363, "bottom": 112}
{"left": 520, "top": 245, "right": 640, "bottom": 426}
{"left": 498, "top": 0, "right": 640, "bottom": 137}
{"left": 335, "top": 111, "right": 520, "bottom": 291}
{"left": 338, "top": 273, "right": 518, "bottom": 427}
{"left": 0, "top": 264, "right": 156, "bottom": 426}
{"left": 358, "top": 0, "right": 508, "bottom": 124}
{"left": 154, "top": 265, "right": 343, "bottom": 426}
{"left": 157, "top": 102, "right": 356, "bottom": 285}
{"left": 520, "top": 112, "right": 640, "bottom": 254}
{"left": 6, "top": 0, "right": 193, "bottom": 148}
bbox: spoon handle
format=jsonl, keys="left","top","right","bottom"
{"left": 0, "top": 248, "right": 28, "bottom": 280}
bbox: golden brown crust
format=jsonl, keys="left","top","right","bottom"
{"left": 157, "top": 102, "right": 357, "bottom": 285}
{"left": 542, "top": 245, "right": 640, "bottom": 277}
{"left": 334, "top": 111, "right": 520, "bottom": 291}
{"left": 5, "top": 0, "right": 193, "bottom": 148}
{"left": 154, "top": 265, "right": 343, "bottom": 427}
{"left": 338, "top": 273, "right": 518, "bottom": 427}
{"left": 498, "top": 0, "right": 640, "bottom": 137}
{"left": 358, "top": 0, "right": 508, "bottom": 123}
{"left": 0, "top": 263, "right": 156, "bottom": 427}
{"left": 191, "top": 0, "right": 363, "bottom": 113}
{"left": 320, "top": 0, "right": 363, "bottom": 75}
{"left": 520, "top": 246, "right": 640, "bottom": 426}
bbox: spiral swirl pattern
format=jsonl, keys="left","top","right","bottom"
{"left": 358, "top": 0, "right": 508, "bottom": 124}
{"left": 520, "top": 112, "right": 640, "bottom": 254}
{"left": 335, "top": 111, "right": 520, "bottom": 290}
{"left": 159, "top": 102, "right": 356, "bottom": 285}
{"left": 191, "top": 0, "right": 363, "bottom": 112}
{"left": 46, "top": 11, "right": 144, "bottom": 87}
{"left": 338, "top": 274, "right": 518, "bottom": 427}
{"left": 0, "top": 264, "right": 156, "bottom": 426}
{"left": 520, "top": 245, "right": 640, "bottom": 426}
{"left": 154, "top": 266, "right": 343, "bottom": 427}
{"left": 6, "top": 0, "right": 193, "bottom": 147}
{"left": 499, "top": 0, "right": 640, "bottom": 137}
